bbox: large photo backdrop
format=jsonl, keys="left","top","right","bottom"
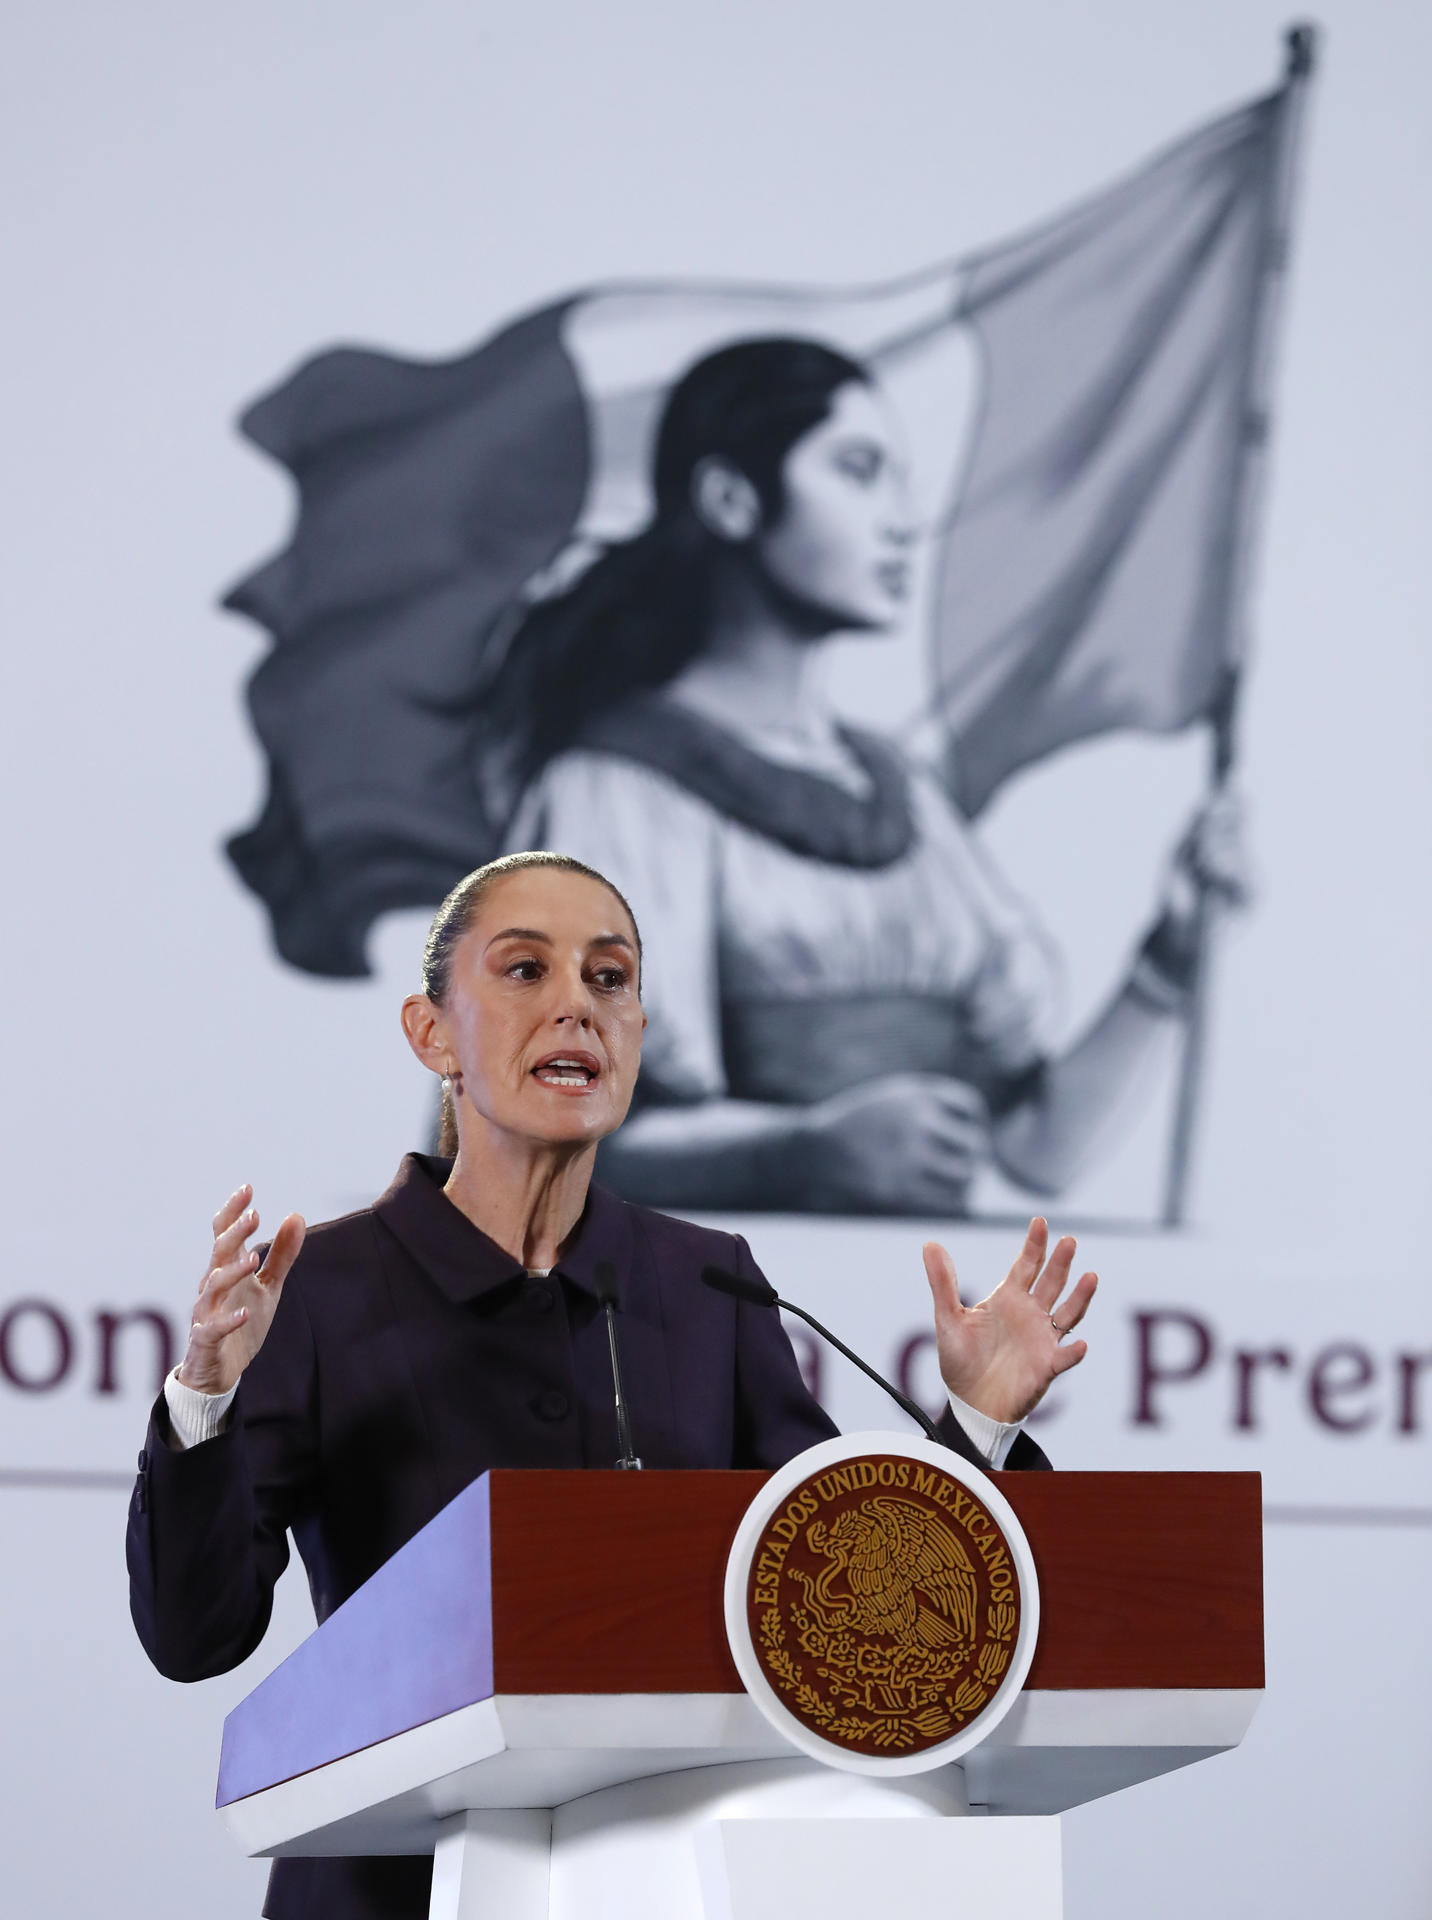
{"left": 2, "top": 4, "right": 1429, "bottom": 1916}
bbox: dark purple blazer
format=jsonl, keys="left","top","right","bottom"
{"left": 127, "top": 1154, "right": 1048, "bottom": 1920}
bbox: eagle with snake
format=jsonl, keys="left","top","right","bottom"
{"left": 793, "top": 1495, "right": 979, "bottom": 1657}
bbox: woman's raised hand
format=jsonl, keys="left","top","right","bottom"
{"left": 923, "top": 1217, "right": 1096, "bottom": 1424}
{"left": 799, "top": 1072, "right": 990, "bottom": 1214}
{"left": 175, "top": 1185, "right": 307, "bottom": 1397}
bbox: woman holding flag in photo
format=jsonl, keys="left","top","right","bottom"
{"left": 224, "top": 60, "right": 1305, "bottom": 1217}
{"left": 497, "top": 338, "right": 1246, "bottom": 1215}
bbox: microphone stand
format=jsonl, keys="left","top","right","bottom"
{"left": 701, "top": 1265, "right": 951, "bottom": 1451}
{"left": 595, "top": 1263, "right": 641, "bottom": 1469}
{"left": 777, "top": 1296, "right": 948, "bottom": 1449}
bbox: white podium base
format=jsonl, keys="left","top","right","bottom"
{"left": 429, "top": 1759, "right": 1062, "bottom": 1920}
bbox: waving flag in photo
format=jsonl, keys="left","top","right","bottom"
{"left": 930, "top": 39, "right": 1312, "bottom": 815}
{"left": 225, "top": 34, "right": 1312, "bottom": 983}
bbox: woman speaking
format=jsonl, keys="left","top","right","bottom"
{"left": 127, "top": 850, "right": 1096, "bottom": 1920}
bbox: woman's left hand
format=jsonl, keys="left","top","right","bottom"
{"left": 923, "top": 1218, "right": 1096, "bottom": 1425}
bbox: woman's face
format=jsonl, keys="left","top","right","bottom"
{"left": 427, "top": 867, "right": 645, "bottom": 1152}
{"left": 754, "top": 380, "right": 916, "bottom": 632}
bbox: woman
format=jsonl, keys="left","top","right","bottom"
{"left": 499, "top": 339, "right": 1244, "bottom": 1215}
{"left": 128, "top": 851, "right": 1095, "bottom": 1920}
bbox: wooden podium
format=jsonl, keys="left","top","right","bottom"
{"left": 218, "top": 1465, "right": 1263, "bottom": 1919}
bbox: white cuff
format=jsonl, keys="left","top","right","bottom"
{"left": 163, "top": 1366, "right": 238, "bottom": 1451}
{"left": 946, "top": 1391, "right": 1022, "bottom": 1468}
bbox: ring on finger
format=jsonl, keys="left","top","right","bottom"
{"left": 1050, "top": 1313, "right": 1067, "bottom": 1340}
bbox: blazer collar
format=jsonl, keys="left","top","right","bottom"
{"left": 374, "top": 1153, "right": 636, "bottom": 1306}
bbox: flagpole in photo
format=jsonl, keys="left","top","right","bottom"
{"left": 1160, "top": 23, "right": 1319, "bottom": 1227}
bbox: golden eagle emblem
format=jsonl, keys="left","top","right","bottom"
{"left": 747, "top": 1457, "right": 1022, "bottom": 1756}
{"left": 799, "top": 1495, "right": 978, "bottom": 1657}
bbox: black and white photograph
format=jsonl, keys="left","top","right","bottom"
{"left": 225, "top": 76, "right": 1296, "bottom": 1223}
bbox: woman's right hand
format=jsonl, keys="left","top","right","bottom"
{"left": 175, "top": 1185, "right": 307, "bottom": 1396}
{"left": 797, "top": 1073, "right": 990, "bottom": 1214}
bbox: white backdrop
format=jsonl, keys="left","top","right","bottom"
{"left": 1, "top": 2, "right": 1429, "bottom": 1915}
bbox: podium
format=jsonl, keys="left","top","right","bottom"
{"left": 218, "top": 1466, "right": 1262, "bottom": 1918}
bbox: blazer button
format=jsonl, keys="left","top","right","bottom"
{"left": 524, "top": 1280, "right": 555, "bottom": 1314}
{"left": 533, "top": 1388, "right": 570, "bottom": 1422}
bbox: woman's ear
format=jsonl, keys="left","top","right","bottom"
{"left": 691, "top": 457, "right": 762, "bottom": 542}
{"left": 400, "top": 993, "right": 449, "bottom": 1076}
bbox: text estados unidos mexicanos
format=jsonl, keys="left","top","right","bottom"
{"left": 751, "top": 1460, "right": 1015, "bottom": 1611}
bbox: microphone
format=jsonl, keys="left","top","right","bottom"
{"left": 594, "top": 1262, "right": 641, "bottom": 1470}
{"left": 701, "top": 1263, "right": 950, "bottom": 1450}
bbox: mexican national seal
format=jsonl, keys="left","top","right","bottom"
{"left": 725, "top": 1433, "right": 1039, "bottom": 1773}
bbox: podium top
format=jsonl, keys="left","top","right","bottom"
{"left": 219, "top": 1467, "right": 1261, "bottom": 1810}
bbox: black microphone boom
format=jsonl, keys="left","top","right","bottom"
{"left": 594, "top": 1262, "right": 641, "bottom": 1470}
{"left": 700, "top": 1265, "right": 949, "bottom": 1450}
